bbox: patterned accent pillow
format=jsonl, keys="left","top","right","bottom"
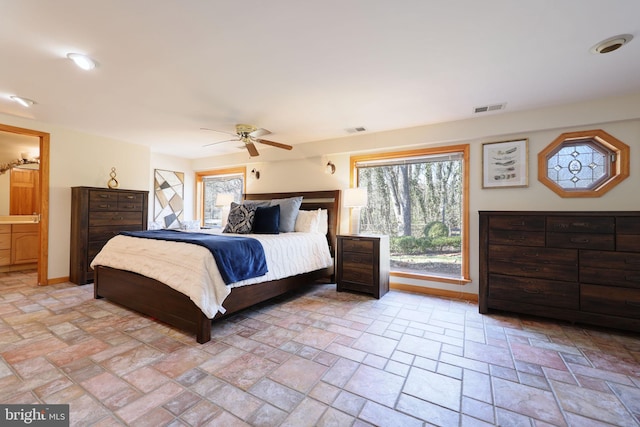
{"left": 223, "top": 202, "right": 256, "bottom": 234}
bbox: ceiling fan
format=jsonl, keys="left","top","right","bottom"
{"left": 202, "top": 124, "right": 293, "bottom": 157}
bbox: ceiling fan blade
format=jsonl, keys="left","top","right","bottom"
{"left": 200, "top": 127, "right": 237, "bottom": 136}
{"left": 256, "top": 139, "right": 293, "bottom": 150}
{"left": 245, "top": 141, "right": 260, "bottom": 157}
{"left": 202, "top": 138, "right": 239, "bottom": 147}
{"left": 249, "top": 128, "right": 271, "bottom": 138}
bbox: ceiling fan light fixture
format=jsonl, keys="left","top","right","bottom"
{"left": 10, "top": 96, "right": 35, "bottom": 107}
{"left": 590, "top": 34, "right": 633, "bottom": 54}
{"left": 67, "top": 53, "right": 96, "bottom": 70}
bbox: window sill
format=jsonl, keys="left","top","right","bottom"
{"left": 391, "top": 270, "right": 471, "bottom": 285}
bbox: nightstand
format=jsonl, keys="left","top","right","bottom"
{"left": 336, "top": 234, "right": 390, "bottom": 298}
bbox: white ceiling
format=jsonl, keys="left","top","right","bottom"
{"left": 1, "top": 0, "right": 639, "bottom": 159}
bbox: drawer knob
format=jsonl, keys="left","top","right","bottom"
{"left": 571, "top": 222, "right": 588, "bottom": 227}
{"left": 625, "top": 300, "right": 640, "bottom": 308}
{"left": 521, "top": 267, "right": 540, "bottom": 272}
{"left": 523, "top": 287, "right": 541, "bottom": 294}
{"left": 624, "top": 275, "right": 640, "bottom": 283}
{"left": 509, "top": 221, "right": 526, "bottom": 226}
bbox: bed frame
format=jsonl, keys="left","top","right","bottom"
{"left": 94, "top": 190, "right": 341, "bottom": 343}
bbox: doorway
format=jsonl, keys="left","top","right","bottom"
{"left": 0, "top": 123, "right": 49, "bottom": 286}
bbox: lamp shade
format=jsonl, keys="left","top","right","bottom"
{"left": 343, "top": 188, "right": 368, "bottom": 208}
{"left": 215, "top": 193, "right": 235, "bottom": 207}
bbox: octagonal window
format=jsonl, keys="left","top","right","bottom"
{"left": 538, "top": 129, "right": 629, "bottom": 198}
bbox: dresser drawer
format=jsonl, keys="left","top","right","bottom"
{"left": 489, "top": 244, "right": 577, "bottom": 264}
{"left": 89, "top": 191, "right": 119, "bottom": 211}
{"left": 341, "top": 238, "right": 374, "bottom": 253}
{"left": 489, "top": 258, "right": 577, "bottom": 281}
{"left": 546, "top": 232, "right": 614, "bottom": 250}
{"left": 580, "top": 250, "right": 640, "bottom": 289}
{"left": 488, "top": 274, "right": 579, "bottom": 309}
{"left": 547, "top": 216, "right": 614, "bottom": 233}
{"left": 488, "top": 229, "right": 545, "bottom": 247}
{"left": 118, "top": 192, "right": 145, "bottom": 211}
{"left": 489, "top": 215, "right": 545, "bottom": 231}
{"left": 581, "top": 284, "right": 640, "bottom": 319}
{"left": 89, "top": 211, "right": 143, "bottom": 226}
{"left": 0, "top": 224, "right": 11, "bottom": 234}
{"left": 89, "top": 225, "right": 143, "bottom": 242}
{"left": 617, "top": 217, "right": 640, "bottom": 234}
{"left": 617, "top": 217, "right": 640, "bottom": 252}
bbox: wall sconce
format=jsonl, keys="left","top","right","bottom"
{"left": 343, "top": 187, "right": 368, "bottom": 234}
{"left": 325, "top": 161, "right": 336, "bottom": 175}
{"left": 251, "top": 168, "right": 261, "bottom": 179}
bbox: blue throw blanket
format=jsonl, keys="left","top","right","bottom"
{"left": 120, "top": 230, "right": 268, "bottom": 285}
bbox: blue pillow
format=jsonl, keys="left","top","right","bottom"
{"left": 252, "top": 205, "right": 280, "bottom": 234}
{"left": 270, "top": 196, "right": 303, "bottom": 232}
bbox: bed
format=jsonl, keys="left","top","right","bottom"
{"left": 92, "top": 190, "right": 341, "bottom": 343}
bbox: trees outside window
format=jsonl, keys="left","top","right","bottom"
{"left": 352, "top": 145, "right": 469, "bottom": 283}
{"left": 196, "top": 168, "right": 245, "bottom": 228}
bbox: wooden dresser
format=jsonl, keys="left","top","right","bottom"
{"left": 70, "top": 186, "right": 148, "bottom": 285}
{"left": 336, "top": 234, "right": 390, "bottom": 298}
{"left": 479, "top": 211, "right": 640, "bottom": 332}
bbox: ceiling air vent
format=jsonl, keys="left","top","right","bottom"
{"left": 474, "top": 103, "right": 506, "bottom": 114}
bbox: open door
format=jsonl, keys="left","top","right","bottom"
{"left": 0, "top": 123, "right": 49, "bottom": 286}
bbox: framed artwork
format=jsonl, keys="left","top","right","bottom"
{"left": 154, "top": 169, "right": 184, "bottom": 228}
{"left": 482, "top": 138, "right": 528, "bottom": 188}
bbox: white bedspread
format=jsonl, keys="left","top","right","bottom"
{"left": 90, "top": 232, "right": 333, "bottom": 318}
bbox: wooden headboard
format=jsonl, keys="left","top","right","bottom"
{"left": 243, "top": 190, "right": 341, "bottom": 257}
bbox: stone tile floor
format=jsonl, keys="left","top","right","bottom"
{"left": 1, "top": 269, "right": 640, "bottom": 426}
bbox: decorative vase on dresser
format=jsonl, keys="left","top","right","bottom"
{"left": 479, "top": 211, "right": 640, "bottom": 332}
{"left": 336, "top": 234, "right": 390, "bottom": 298}
{"left": 70, "top": 186, "right": 148, "bottom": 285}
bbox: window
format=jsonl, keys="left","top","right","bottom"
{"left": 351, "top": 145, "right": 470, "bottom": 284}
{"left": 196, "top": 167, "right": 245, "bottom": 227}
{"left": 538, "top": 129, "right": 629, "bottom": 197}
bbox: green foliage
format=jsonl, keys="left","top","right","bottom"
{"left": 423, "top": 221, "right": 449, "bottom": 238}
{"left": 391, "top": 235, "right": 461, "bottom": 254}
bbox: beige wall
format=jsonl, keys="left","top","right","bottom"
{"left": 0, "top": 112, "right": 150, "bottom": 280}
{"left": 1, "top": 91, "right": 639, "bottom": 291}
{"left": 192, "top": 92, "right": 640, "bottom": 296}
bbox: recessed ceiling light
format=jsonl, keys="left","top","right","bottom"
{"left": 590, "top": 34, "right": 634, "bottom": 54}
{"left": 10, "top": 96, "right": 35, "bottom": 107}
{"left": 66, "top": 53, "right": 96, "bottom": 70}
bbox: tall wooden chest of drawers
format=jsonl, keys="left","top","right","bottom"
{"left": 336, "top": 234, "right": 390, "bottom": 298}
{"left": 479, "top": 211, "right": 640, "bottom": 332}
{"left": 70, "top": 186, "right": 148, "bottom": 285}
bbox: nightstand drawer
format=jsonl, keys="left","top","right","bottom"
{"left": 342, "top": 238, "right": 374, "bottom": 253}
{"left": 342, "top": 251, "right": 373, "bottom": 265}
{"left": 341, "top": 264, "right": 374, "bottom": 285}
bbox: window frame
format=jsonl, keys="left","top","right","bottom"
{"left": 350, "top": 144, "right": 471, "bottom": 285}
{"left": 195, "top": 167, "right": 246, "bottom": 227}
{"left": 537, "top": 129, "right": 629, "bottom": 198}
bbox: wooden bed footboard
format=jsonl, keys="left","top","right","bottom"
{"left": 93, "top": 190, "right": 341, "bottom": 343}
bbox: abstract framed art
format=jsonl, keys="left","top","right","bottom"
{"left": 153, "top": 169, "right": 184, "bottom": 228}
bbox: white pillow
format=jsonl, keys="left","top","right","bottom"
{"left": 317, "top": 209, "right": 328, "bottom": 235}
{"left": 294, "top": 209, "right": 321, "bottom": 233}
